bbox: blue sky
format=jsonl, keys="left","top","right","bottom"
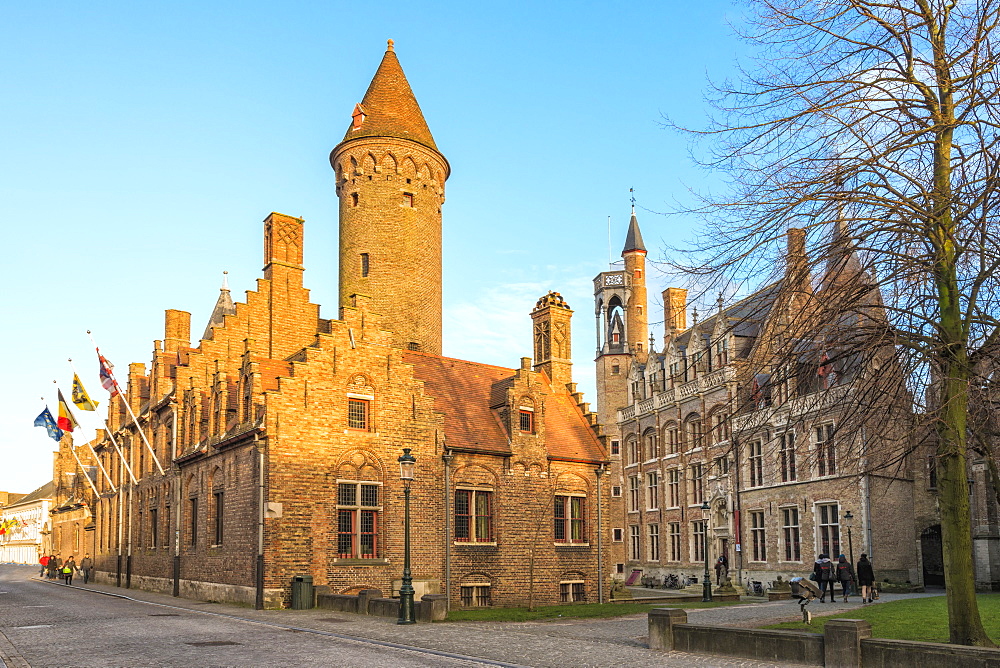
{"left": 1, "top": 1, "right": 744, "bottom": 491}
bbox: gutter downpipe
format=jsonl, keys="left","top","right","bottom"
{"left": 443, "top": 446, "right": 453, "bottom": 611}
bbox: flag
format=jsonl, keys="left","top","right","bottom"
{"left": 57, "top": 389, "right": 78, "bottom": 432}
{"left": 98, "top": 352, "right": 119, "bottom": 396}
{"left": 71, "top": 373, "right": 99, "bottom": 410}
{"left": 33, "top": 406, "right": 63, "bottom": 442}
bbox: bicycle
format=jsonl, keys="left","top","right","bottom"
{"left": 747, "top": 579, "right": 766, "bottom": 597}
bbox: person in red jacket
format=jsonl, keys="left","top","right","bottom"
{"left": 38, "top": 553, "right": 49, "bottom": 577}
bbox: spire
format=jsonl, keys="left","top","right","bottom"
{"left": 622, "top": 210, "right": 646, "bottom": 254}
{"left": 202, "top": 271, "right": 236, "bottom": 341}
{"left": 341, "top": 40, "right": 439, "bottom": 152}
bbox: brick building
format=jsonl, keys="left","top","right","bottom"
{"left": 85, "top": 42, "right": 610, "bottom": 608}
{"left": 597, "top": 214, "right": 926, "bottom": 589}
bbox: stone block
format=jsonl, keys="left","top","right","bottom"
{"left": 648, "top": 607, "right": 687, "bottom": 651}
{"left": 824, "top": 618, "right": 871, "bottom": 668}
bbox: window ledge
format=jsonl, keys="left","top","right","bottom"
{"left": 662, "top": 453, "right": 680, "bottom": 460}
{"left": 333, "top": 558, "right": 389, "bottom": 565}
{"left": 554, "top": 542, "right": 591, "bottom": 548}
{"left": 453, "top": 542, "right": 498, "bottom": 548}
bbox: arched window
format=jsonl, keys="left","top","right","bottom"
{"left": 643, "top": 429, "right": 658, "bottom": 461}
{"left": 663, "top": 422, "right": 680, "bottom": 454}
{"left": 685, "top": 414, "right": 703, "bottom": 450}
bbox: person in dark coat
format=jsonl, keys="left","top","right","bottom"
{"left": 79, "top": 555, "right": 94, "bottom": 584}
{"left": 856, "top": 553, "right": 876, "bottom": 603}
{"left": 814, "top": 554, "right": 834, "bottom": 602}
{"left": 62, "top": 556, "right": 76, "bottom": 585}
{"left": 46, "top": 555, "right": 60, "bottom": 580}
{"left": 836, "top": 554, "right": 855, "bottom": 602}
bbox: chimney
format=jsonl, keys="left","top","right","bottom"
{"left": 164, "top": 309, "right": 191, "bottom": 352}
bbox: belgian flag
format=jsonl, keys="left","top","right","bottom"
{"left": 56, "top": 389, "right": 78, "bottom": 433}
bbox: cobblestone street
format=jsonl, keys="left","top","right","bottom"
{"left": 0, "top": 566, "right": 938, "bottom": 667}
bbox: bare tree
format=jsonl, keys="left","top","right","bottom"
{"left": 672, "top": 0, "right": 1000, "bottom": 646}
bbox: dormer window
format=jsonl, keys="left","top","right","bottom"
{"left": 519, "top": 409, "right": 534, "bottom": 433}
{"left": 351, "top": 103, "right": 366, "bottom": 130}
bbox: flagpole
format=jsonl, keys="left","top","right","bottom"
{"left": 69, "top": 443, "right": 100, "bottom": 497}
{"left": 105, "top": 422, "right": 138, "bottom": 486}
{"left": 88, "top": 331, "right": 165, "bottom": 476}
{"left": 68, "top": 359, "right": 117, "bottom": 492}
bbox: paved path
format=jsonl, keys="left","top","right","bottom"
{"left": 0, "top": 565, "right": 940, "bottom": 667}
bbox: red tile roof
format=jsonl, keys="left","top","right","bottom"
{"left": 403, "top": 351, "right": 606, "bottom": 463}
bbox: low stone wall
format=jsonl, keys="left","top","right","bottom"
{"left": 862, "top": 638, "right": 1000, "bottom": 668}
{"left": 648, "top": 608, "right": 1000, "bottom": 668}
{"left": 91, "top": 570, "right": 284, "bottom": 608}
{"left": 316, "top": 588, "right": 448, "bottom": 622}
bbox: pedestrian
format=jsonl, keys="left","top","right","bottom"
{"left": 79, "top": 554, "right": 93, "bottom": 585}
{"left": 38, "top": 553, "right": 49, "bottom": 578}
{"left": 856, "top": 553, "right": 875, "bottom": 603}
{"left": 46, "top": 554, "right": 60, "bottom": 580}
{"left": 714, "top": 556, "right": 729, "bottom": 585}
{"left": 836, "top": 554, "right": 855, "bottom": 602}
{"left": 814, "top": 554, "right": 835, "bottom": 602}
{"left": 62, "top": 555, "right": 76, "bottom": 585}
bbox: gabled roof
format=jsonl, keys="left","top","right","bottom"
{"left": 403, "top": 351, "right": 512, "bottom": 453}
{"left": 402, "top": 350, "right": 606, "bottom": 463}
{"left": 341, "top": 41, "right": 439, "bottom": 152}
{"left": 4, "top": 481, "right": 54, "bottom": 508}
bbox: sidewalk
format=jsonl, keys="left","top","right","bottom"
{"left": 23, "top": 569, "right": 941, "bottom": 668}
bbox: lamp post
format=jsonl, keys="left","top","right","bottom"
{"left": 842, "top": 510, "right": 854, "bottom": 566}
{"left": 398, "top": 448, "right": 416, "bottom": 625}
{"left": 701, "top": 500, "right": 713, "bottom": 602}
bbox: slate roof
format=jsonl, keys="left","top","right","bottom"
{"left": 202, "top": 273, "right": 236, "bottom": 341}
{"left": 341, "top": 41, "right": 439, "bottom": 152}
{"left": 4, "top": 481, "right": 54, "bottom": 508}
{"left": 402, "top": 351, "right": 606, "bottom": 463}
{"left": 622, "top": 210, "right": 646, "bottom": 254}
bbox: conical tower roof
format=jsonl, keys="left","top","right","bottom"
{"left": 341, "top": 40, "right": 438, "bottom": 152}
{"left": 622, "top": 208, "right": 646, "bottom": 254}
{"left": 202, "top": 272, "right": 236, "bottom": 341}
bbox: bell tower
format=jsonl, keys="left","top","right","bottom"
{"left": 330, "top": 40, "right": 450, "bottom": 355}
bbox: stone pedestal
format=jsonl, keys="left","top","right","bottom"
{"left": 824, "top": 619, "right": 871, "bottom": 668}
{"left": 648, "top": 608, "right": 687, "bottom": 651}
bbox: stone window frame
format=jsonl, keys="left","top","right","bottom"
{"left": 629, "top": 524, "right": 641, "bottom": 561}
{"left": 646, "top": 470, "right": 659, "bottom": 510}
{"left": 610, "top": 439, "right": 620, "bottom": 456}
{"left": 814, "top": 423, "right": 837, "bottom": 477}
{"left": 668, "top": 521, "right": 682, "bottom": 562}
{"left": 666, "top": 468, "right": 681, "bottom": 508}
{"left": 459, "top": 579, "right": 492, "bottom": 607}
{"left": 336, "top": 480, "right": 383, "bottom": 560}
{"left": 647, "top": 523, "right": 660, "bottom": 562}
{"left": 778, "top": 429, "right": 797, "bottom": 482}
{"left": 628, "top": 475, "right": 641, "bottom": 513}
{"left": 553, "top": 494, "right": 587, "bottom": 545}
{"left": 781, "top": 505, "right": 802, "bottom": 562}
{"left": 815, "top": 501, "right": 841, "bottom": 558}
{"left": 748, "top": 439, "right": 765, "bottom": 488}
{"left": 643, "top": 428, "right": 658, "bottom": 461}
{"left": 689, "top": 462, "right": 705, "bottom": 506}
{"left": 454, "top": 487, "right": 494, "bottom": 544}
{"left": 749, "top": 509, "right": 767, "bottom": 562}
{"left": 559, "top": 579, "right": 586, "bottom": 603}
{"left": 612, "top": 527, "right": 623, "bottom": 542}
{"left": 691, "top": 519, "right": 707, "bottom": 563}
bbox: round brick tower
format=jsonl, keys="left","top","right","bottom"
{"left": 331, "top": 40, "right": 450, "bottom": 355}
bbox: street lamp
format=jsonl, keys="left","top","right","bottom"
{"left": 701, "top": 500, "right": 713, "bottom": 602}
{"left": 398, "top": 448, "right": 416, "bottom": 625}
{"left": 842, "top": 510, "right": 854, "bottom": 566}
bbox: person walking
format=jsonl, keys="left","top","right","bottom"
{"left": 836, "top": 554, "right": 856, "bottom": 602}
{"left": 814, "top": 554, "right": 835, "bottom": 602}
{"left": 856, "top": 553, "right": 875, "bottom": 603}
{"left": 79, "top": 554, "right": 93, "bottom": 584}
{"left": 62, "top": 556, "right": 76, "bottom": 585}
{"left": 46, "top": 554, "right": 60, "bottom": 580}
{"left": 38, "top": 553, "right": 49, "bottom": 577}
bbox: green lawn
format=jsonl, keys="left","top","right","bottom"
{"left": 764, "top": 593, "right": 1000, "bottom": 644}
{"left": 444, "top": 599, "right": 747, "bottom": 623}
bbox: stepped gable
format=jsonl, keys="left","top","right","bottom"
{"left": 342, "top": 40, "right": 438, "bottom": 152}
{"left": 403, "top": 350, "right": 513, "bottom": 454}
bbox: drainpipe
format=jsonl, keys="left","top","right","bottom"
{"left": 173, "top": 407, "right": 181, "bottom": 597}
{"left": 442, "top": 446, "right": 453, "bottom": 611}
{"left": 255, "top": 435, "right": 266, "bottom": 610}
{"left": 596, "top": 464, "right": 606, "bottom": 603}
